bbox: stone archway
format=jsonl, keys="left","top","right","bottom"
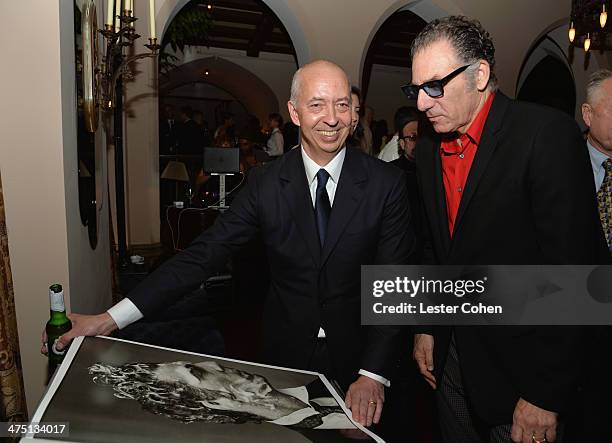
{"left": 161, "top": 56, "right": 280, "bottom": 125}
{"left": 355, "top": 0, "right": 453, "bottom": 133}
{"left": 516, "top": 20, "right": 606, "bottom": 121}
{"left": 517, "top": 36, "right": 576, "bottom": 116}
{"left": 358, "top": 0, "right": 457, "bottom": 91}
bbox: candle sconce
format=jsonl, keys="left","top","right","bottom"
{"left": 82, "top": 3, "right": 160, "bottom": 132}
{"left": 98, "top": 9, "right": 160, "bottom": 110}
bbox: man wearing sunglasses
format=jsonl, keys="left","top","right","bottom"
{"left": 407, "top": 16, "right": 608, "bottom": 443}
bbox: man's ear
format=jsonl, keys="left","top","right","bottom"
{"left": 475, "top": 60, "right": 491, "bottom": 92}
{"left": 287, "top": 100, "right": 301, "bottom": 126}
{"left": 581, "top": 103, "right": 592, "bottom": 127}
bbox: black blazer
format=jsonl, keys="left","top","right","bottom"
{"left": 129, "top": 146, "right": 416, "bottom": 388}
{"left": 415, "top": 93, "right": 609, "bottom": 425}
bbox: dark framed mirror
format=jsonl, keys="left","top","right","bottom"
{"left": 75, "top": 0, "right": 98, "bottom": 248}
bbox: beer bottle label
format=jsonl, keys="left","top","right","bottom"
{"left": 50, "top": 292, "right": 65, "bottom": 312}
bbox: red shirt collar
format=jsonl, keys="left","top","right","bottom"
{"left": 462, "top": 91, "right": 495, "bottom": 145}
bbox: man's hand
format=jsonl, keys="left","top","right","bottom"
{"left": 413, "top": 334, "right": 436, "bottom": 389}
{"left": 41, "top": 313, "right": 118, "bottom": 355}
{"left": 511, "top": 397, "right": 557, "bottom": 443}
{"left": 344, "top": 376, "right": 384, "bottom": 427}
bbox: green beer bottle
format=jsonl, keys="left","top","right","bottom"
{"left": 46, "top": 284, "right": 72, "bottom": 378}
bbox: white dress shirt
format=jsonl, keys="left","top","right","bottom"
{"left": 377, "top": 134, "right": 399, "bottom": 162}
{"left": 587, "top": 140, "right": 611, "bottom": 191}
{"left": 265, "top": 127, "right": 284, "bottom": 157}
{"left": 108, "top": 145, "right": 389, "bottom": 386}
{"left": 301, "top": 146, "right": 390, "bottom": 387}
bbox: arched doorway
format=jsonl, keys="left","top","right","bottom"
{"left": 160, "top": 56, "right": 281, "bottom": 131}
{"left": 359, "top": 9, "right": 427, "bottom": 154}
{"left": 157, "top": 0, "right": 299, "bottom": 220}
{"left": 517, "top": 37, "right": 576, "bottom": 116}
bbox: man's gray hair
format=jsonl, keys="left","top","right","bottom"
{"left": 290, "top": 66, "right": 303, "bottom": 105}
{"left": 411, "top": 15, "right": 498, "bottom": 91}
{"left": 586, "top": 69, "right": 612, "bottom": 104}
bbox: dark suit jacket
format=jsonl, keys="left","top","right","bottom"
{"left": 129, "top": 146, "right": 416, "bottom": 389}
{"left": 390, "top": 155, "right": 423, "bottom": 261}
{"left": 415, "top": 92, "right": 609, "bottom": 425}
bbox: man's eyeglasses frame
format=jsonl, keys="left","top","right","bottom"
{"left": 401, "top": 63, "right": 474, "bottom": 100}
{"left": 399, "top": 134, "right": 418, "bottom": 142}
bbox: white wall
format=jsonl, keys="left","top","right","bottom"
{"left": 124, "top": 0, "right": 162, "bottom": 246}
{"left": 0, "top": 0, "right": 112, "bottom": 412}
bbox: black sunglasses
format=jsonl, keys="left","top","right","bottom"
{"left": 401, "top": 64, "right": 472, "bottom": 100}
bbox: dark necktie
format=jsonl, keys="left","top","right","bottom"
{"left": 597, "top": 158, "right": 612, "bottom": 253}
{"left": 314, "top": 169, "right": 331, "bottom": 247}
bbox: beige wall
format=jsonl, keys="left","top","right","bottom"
{"left": 0, "top": 0, "right": 112, "bottom": 413}
{"left": 124, "top": 0, "right": 161, "bottom": 246}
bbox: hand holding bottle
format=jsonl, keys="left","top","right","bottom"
{"left": 41, "top": 312, "right": 119, "bottom": 355}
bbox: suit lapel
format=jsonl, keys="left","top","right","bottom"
{"left": 279, "top": 149, "right": 321, "bottom": 264}
{"left": 419, "top": 131, "right": 451, "bottom": 258}
{"left": 452, "top": 93, "right": 510, "bottom": 240}
{"left": 321, "top": 148, "right": 367, "bottom": 265}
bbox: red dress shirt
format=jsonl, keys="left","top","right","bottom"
{"left": 440, "top": 93, "right": 495, "bottom": 235}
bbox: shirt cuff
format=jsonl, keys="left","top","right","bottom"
{"left": 358, "top": 369, "right": 391, "bottom": 387}
{"left": 107, "top": 298, "right": 144, "bottom": 330}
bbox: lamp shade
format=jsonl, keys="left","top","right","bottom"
{"left": 161, "top": 161, "right": 190, "bottom": 182}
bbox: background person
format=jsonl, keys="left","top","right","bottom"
{"left": 264, "top": 113, "right": 284, "bottom": 158}
{"left": 379, "top": 106, "right": 419, "bottom": 162}
{"left": 579, "top": 68, "right": 612, "bottom": 443}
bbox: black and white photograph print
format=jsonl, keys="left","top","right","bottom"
{"left": 28, "top": 336, "right": 384, "bottom": 443}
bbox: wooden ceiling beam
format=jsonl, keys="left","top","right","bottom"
{"left": 247, "top": 13, "right": 275, "bottom": 57}
{"left": 210, "top": 8, "right": 265, "bottom": 25}
{"left": 204, "top": 0, "right": 263, "bottom": 13}
{"left": 194, "top": 38, "right": 294, "bottom": 55}
{"left": 201, "top": 24, "right": 287, "bottom": 44}
{"left": 210, "top": 8, "right": 284, "bottom": 28}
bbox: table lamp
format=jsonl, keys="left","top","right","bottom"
{"left": 161, "top": 160, "right": 191, "bottom": 204}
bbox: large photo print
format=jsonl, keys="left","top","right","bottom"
{"left": 29, "top": 336, "right": 383, "bottom": 442}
